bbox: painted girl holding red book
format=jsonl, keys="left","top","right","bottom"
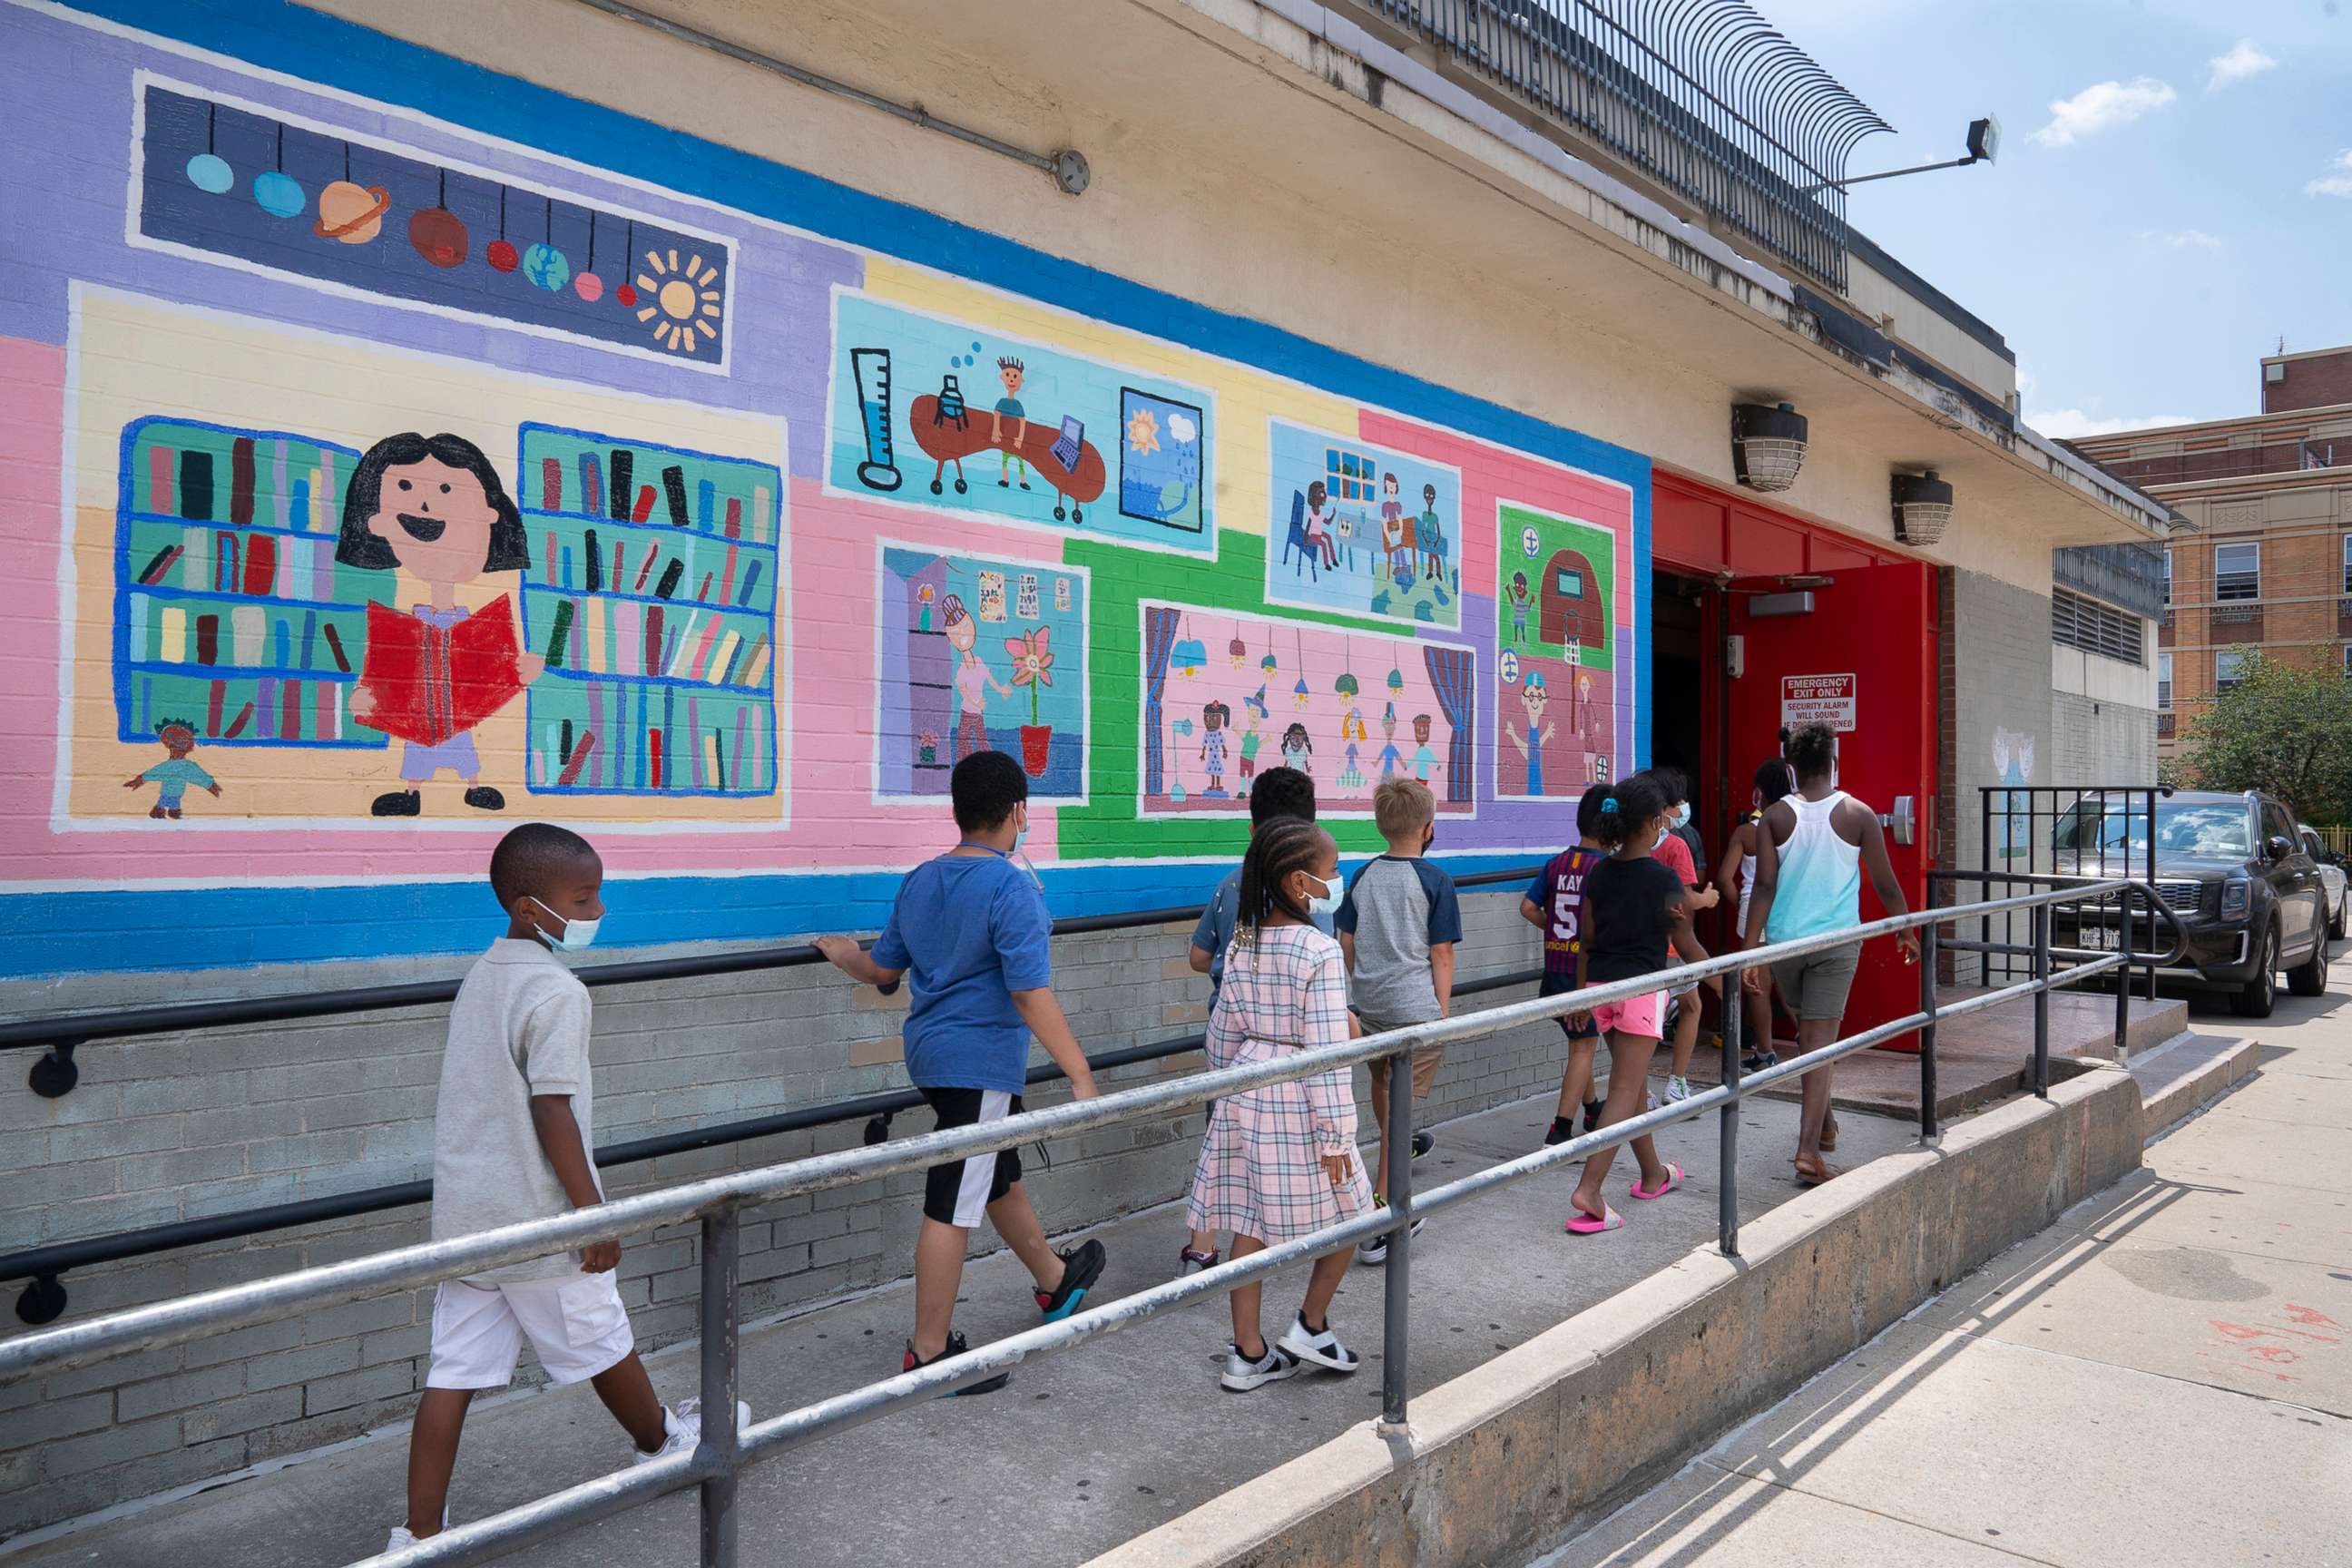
{"left": 338, "top": 433, "right": 544, "bottom": 817}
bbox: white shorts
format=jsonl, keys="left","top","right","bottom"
{"left": 426, "top": 1272, "right": 635, "bottom": 1390}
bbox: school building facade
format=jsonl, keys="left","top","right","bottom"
{"left": 0, "top": 0, "right": 2171, "bottom": 1525}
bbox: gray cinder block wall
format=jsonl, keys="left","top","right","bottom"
{"left": 0, "top": 889, "right": 1552, "bottom": 1534}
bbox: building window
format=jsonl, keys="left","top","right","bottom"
{"left": 2158, "top": 652, "right": 2172, "bottom": 709}
{"left": 2342, "top": 534, "right": 2351, "bottom": 594}
{"left": 2163, "top": 547, "right": 2172, "bottom": 604}
{"left": 2343, "top": 644, "right": 2352, "bottom": 680}
{"left": 2051, "top": 587, "right": 2145, "bottom": 665}
{"left": 2214, "top": 541, "right": 2260, "bottom": 601}
{"left": 2217, "top": 649, "right": 2249, "bottom": 691}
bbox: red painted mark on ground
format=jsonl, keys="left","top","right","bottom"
{"left": 2285, "top": 1304, "right": 2341, "bottom": 1329}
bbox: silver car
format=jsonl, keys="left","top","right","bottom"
{"left": 2301, "top": 825, "right": 2348, "bottom": 940}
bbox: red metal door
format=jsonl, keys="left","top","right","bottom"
{"left": 1728, "top": 563, "right": 1936, "bottom": 1047}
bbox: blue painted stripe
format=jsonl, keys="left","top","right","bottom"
{"left": 0, "top": 853, "right": 1544, "bottom": 975}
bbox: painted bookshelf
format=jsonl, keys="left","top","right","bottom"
{"left": 515, "top": 424, "right": 781, "bottom": 798}
{"left": 112, "top": 416, "right": 380, "bottom": 749}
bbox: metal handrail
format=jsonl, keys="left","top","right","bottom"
{"left": 0, "top": 880, "right": 2153, "bottom": 1568}
{"left": 0, "top": 867, "right": 1546, "bottom": 1321}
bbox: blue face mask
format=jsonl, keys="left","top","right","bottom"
{"left": 528, "top": 897, "right": 602, "bottom": 952}
{"left": 1670, "top": 804, "right": 1691, "bottom": 828}
{"left": 1302, "top": 872, "right": 1344, "bottom": 916}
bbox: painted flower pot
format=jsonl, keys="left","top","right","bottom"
{"left": 1019, "top": 724, "right": 1053, "bottom": 779}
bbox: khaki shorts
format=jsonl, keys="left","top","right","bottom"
{"left": 1769, "top": 944, "right": 1861, "bottom": 1022}
{"left": 1361, "top": 1015, "right": 1446, "bottom": 1099}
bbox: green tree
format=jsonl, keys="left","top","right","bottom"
{"left": 2175, "top": 650, "right": 2352, "bottom": 823}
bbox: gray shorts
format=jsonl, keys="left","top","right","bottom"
{"left": 1769, "top": 945, "right": 1860, "bottom": 1022}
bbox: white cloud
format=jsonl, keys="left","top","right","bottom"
{"left": 2307, "top": 149, "right": 2352, "bottom": 198}
{"left": 2028, "top": 77, "right": 2177, "bottom": 148}
{"left": 2029, "top": 408, "right": 2195, "bottom": 440}
{"left": 2136, "top": 228, "right": 2222, "bottom": 250}
{"left": 2207, "top": 39, "right": 2278, "bottom": 91}
{"left": 1167, "top": 411, "right": 1197, "bottom": 444}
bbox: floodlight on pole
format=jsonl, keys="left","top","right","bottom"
{"left": 1801, "top": 117, "right": 1998, "bottom": 194}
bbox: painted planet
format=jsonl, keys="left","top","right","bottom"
{"left": 520, "top": 241, "right": 571, "bottom": 292}
{"left": 486, "top": 239, "right": 520, "bottom": 273}
{"left": 313, "top": 180, "right": 390, "bottom": 244}
{"left": 407, "top": 206, "right": 468, "bottom": 269}
{"left": 252, "top": 169, "right": 306, "bottom": 219}
{"left": 573, "top": 271, "right": 604, "bottom": 302}
{"left": 185, "top": 152, "right": 233, "bottom": 193}
{"left": 614, "top": 282, "right": 638, "bottom": 307}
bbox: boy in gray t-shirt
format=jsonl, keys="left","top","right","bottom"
{"left": 1337, "top": 779, "right": 1461, "bottom": 1259}
{"left": 391, "top": 825, "right": 734, "bottom": 1551}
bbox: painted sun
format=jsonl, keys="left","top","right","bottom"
{"left": 1125, "top": 405, "right": 1161, "bottom": 456}
{"left": 634, "top": 248, "right": 723, "bottom": 353}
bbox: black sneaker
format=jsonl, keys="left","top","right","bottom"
{"left": 1410, "top": 1131, "right": 1436, "bottom": 1160}
{"left": 1034, "top": 1238, "right": 1106, "bottom": 1322}
{"left": 1357, "top": 1199, "right": 1425, "bottom": 1263}
{"left": 1543, "top": 1115, "right": 1577, "bottom": 1147}
{"left": 904, "top": 1331, "right": 1009, "bottom": 1396}
{"left": 1582, "top": 1100, "right": 1605, "bottom": 1134}
{"left": 1219, "top": 1341, "right": 1302, "bottom": 1392}
{"left": 1741, "top": 1049, "right": 1779, "bottom": 1074}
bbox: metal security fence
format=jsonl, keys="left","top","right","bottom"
{"left": 1355, "top": 0, "right": 1888, "bottom": 287}
{"left": 1975, "top": 786, "right": 2167, "bottom": 995}
{"left": 0, "top": 879, "right": 2180, "bottom": 1568}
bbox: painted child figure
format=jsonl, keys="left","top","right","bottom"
{"left": 1507, "top": 571, "right": 1534, "bottom": 645}
{"left": 1281, "top": 722, "right": 1313, "bottom": 775}
{"left": 1199, "top": 701, "right": 1231, "bottom": 796}
{"left": 123, "top": 719, "right": 221, "bottom": 820}
{"left": 990, "top": 357, "right": 1032, "bottom": 489}
{"left": 338, "top": 432, "right": 544, "bottom": 818}
{"left": 1418, "top": 483, "right": 1447, "bottom": 584}
{"left": 1376, "top": 704, "right": 1405, "bottom": 780}
{"left": 1408, "top": 712, "right": 1442, "bottom": 787}
{"left": 1187, "top": 818, "right": 1373, "bottom": 1390}
{"left": 1302, "top": 481, "right": 1340, "bottom": 569}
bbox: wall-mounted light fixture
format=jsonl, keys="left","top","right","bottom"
{"left": 1731, "top": 401, "right": 1808, "bottom": 493}
{"left": 1892, "top": 469, "right": 1955, "bottom": 546}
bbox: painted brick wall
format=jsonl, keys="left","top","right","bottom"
{"left": 0, "top": 892, "right": 1553, "bottom": 1531}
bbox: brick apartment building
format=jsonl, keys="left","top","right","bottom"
{"left": 2072, "top": 345, "right": 2352, "bottom": 760}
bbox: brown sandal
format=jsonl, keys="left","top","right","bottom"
{"left": 1793, "top": 1152, "right": 1842, "bottom": 1186}
{"left": 1818, "top": 1113, "right": 1839, "bottom": 1153}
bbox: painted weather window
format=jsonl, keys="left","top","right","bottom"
{"left": 878, "top": 545, "right": 1087, "bottom": 800}
{"left": 113, "top": 418, "right": 380, "bottom": 760}
{"left": 1494, "top": 503, "right": 1615, "bottom": 800}
{"left": 1266, "top": 419, "right": 1463, "bottom": 630}
{"left": 828, "top": 292, "right": 1214, "bottom": 554}
{"left": 136, "top": 83, "right": 731, "bottom": 366}
{"left": 1138, "top": 604, "right": 1474, "bottom": 818}
{"left": 515, "top": 426, "right": 781, "bottom": 798}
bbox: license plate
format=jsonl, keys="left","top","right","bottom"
{"left": 2081, "top": 927, "right": 2119, "bottom": 951}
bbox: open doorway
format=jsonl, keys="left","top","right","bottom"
{"left": 1648, "top": 571, "right": 1709, "bottom": 787}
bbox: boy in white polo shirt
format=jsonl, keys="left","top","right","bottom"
{"left": 388, "top": 823, "right": 738, "bottom": 1549}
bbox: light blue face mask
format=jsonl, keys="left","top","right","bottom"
{"left": 1302, "top": 872, "right": 1344, "bottom": 916}
{"left": 1670, "top": 804, "right": 1691, "bottom": 828}
{"left": 529, "top": 897, "right": 602, "bottom": 952}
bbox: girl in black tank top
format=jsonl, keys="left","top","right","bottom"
{"left": 1564, "top": 772, "right": 1715, "bottom": 1234}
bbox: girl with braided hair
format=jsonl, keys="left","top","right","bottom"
{"left": 1185, "top": 818, "right": 1373, "bottom": 1391}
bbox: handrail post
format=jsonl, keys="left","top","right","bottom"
{"left": 1918, "top": 911, "right": 1940, "bottom": 1142}
{"left": 699, "top": 1205, "right": 741, "bottom": 1568}
{"left": 1718, "top": 965, "right": 1741, "bottom": 1258}
{"left": 2115, "top": 886, "right": 2134, "bottom": 1056}
{"left": 1379, "top": 1040, "right": 1413, "bottom": 1428}
{"left": 2032, "top": 901, "right": 2052, "bottom": 1100}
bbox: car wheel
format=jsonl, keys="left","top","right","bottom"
{"left": 2289, "top": 926, "right": 2331, "bottom": 996}
{"left": 2331, "top": 892, "right": 2347, "bottom": 942}
{"left": 2230, "top": 927, "right": 2278, "bottom": 1018}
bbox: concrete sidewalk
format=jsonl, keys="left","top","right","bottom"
{"left": 1547, "top": 977, "right": 2352, "bottom": 1568}
{"left": 7, "top": 1076, "right": 1927, "bottom": 1567}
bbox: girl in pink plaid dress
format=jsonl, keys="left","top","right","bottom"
{"left": 1186, "top": 819, "right": 1375, "bottom": 1391}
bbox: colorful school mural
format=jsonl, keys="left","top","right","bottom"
{"left": 877, "top": 545, "right": 1087, "bottom": 801}
{"left": 1265, "top": 419, "right": 1462, "bottom": 630}
{"left": 3, "top": 2, "right": 1649, "bottom": 975}
{"left": 1494, "top": 503, "right": 1619, "bottom": 799}
{"left": 1137, "top": 606, "right": 1474, "bottom": 818}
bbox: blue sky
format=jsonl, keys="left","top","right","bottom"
{"left": 1764, "top": 0, "right": 2347, "bottom": 435}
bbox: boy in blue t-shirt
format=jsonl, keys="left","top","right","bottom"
{"left": 817, "top": 750, "right": 1103, "bottom": 1393}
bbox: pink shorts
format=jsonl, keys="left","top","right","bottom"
{"left": 1591, "top": 990, "right": 1666, "bottom": 1039}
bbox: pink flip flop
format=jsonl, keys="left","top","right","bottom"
{"left": 1631, "top": 1163, "right": 1686, "bottom": 1200}
{"left": 1564, "top": 1204, "right": 1623, "bottom": 1235}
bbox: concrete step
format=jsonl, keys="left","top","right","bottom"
{"left": 2128, "top": 1030, "right": 2261, "bottom": 1139}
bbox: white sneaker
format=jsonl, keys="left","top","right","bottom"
{"left": 1219, "top": 1342, "right": 1302, "bottom": 1391}
{"left": 1277, "top": 1312, "right": 1361, "bottom": 1374}
{"left": 1664, "top": 1076, "right": 1691, "bottom": 1104}
{"left": 385, "top": 1526, "right": 420, "bottom": 1553}
{"left": 632, "top": 1397, "right": 752, "bottom": 1465}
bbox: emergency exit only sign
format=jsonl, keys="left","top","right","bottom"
{"left": 1781, "top": 673, "right": 1857, "bottom": 732}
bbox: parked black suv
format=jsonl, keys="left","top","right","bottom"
{"left": 2051, "top": 789, "right": 2330, "bottom": 1017}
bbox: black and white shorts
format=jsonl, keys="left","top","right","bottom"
{"left": 919, "top": 1086, "right": 1024, "bottom": 1227}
